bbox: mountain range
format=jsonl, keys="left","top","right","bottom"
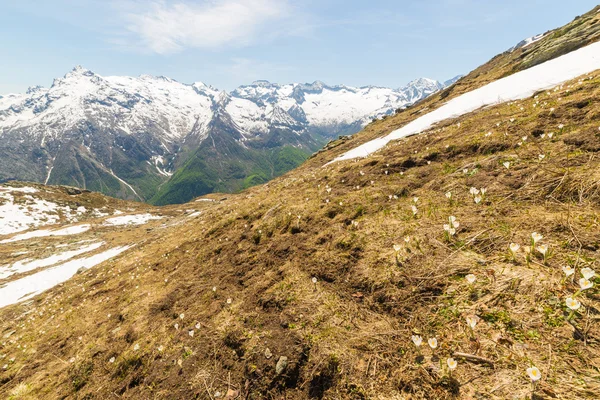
{"left": 0, "top": 69, "right": 457, "bottom": 204}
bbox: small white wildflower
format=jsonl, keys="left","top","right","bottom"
{"left": 447, "top": 358, "right": 457, "bottom": 370}
{"left": 474, "top": 195, "right": 482, "bottom": 204}
{"left": 428, "top": 338, "right": 438, "bottom": 349}
{"left": 503, "top": 162, "right": 510, "bottom": 169}
{"left": 411, "top": 335, "right": 423, "bottom": 347}
{"left": 465, "top": 274, "right": 476, "bottom": 284}
{"left": 411, "top": 205, "right": 418, "bottom": 215}
{"left": 562, "top": 265, "right": 575, "bottom": 277}
{"left": 531, "top": 232, "right": 543, "bottom": 244}
{"left": 509, "top": 243, "right": 520, "bottom": 253}
{"left": 466, "top": 315, "right": 479, "bottom": 329}
{"left": 537, "top": 244, "right": 548, "bottom": 255}
{"left": 565, "top": 297, "right": 581, "bottom": 311}
{"left": 312, "top": 277, "right": 318, "bottom": 284}
{"left": 527, "top": 366, "right": 542, "bottom": 381}
{"left": 133, "top": 343, "right": 140, "bottom": 351}
{"left": 581, "top": 267, "right": 596, "bottom": 280}
{"left": 227, "top": 298, "right": 232, "bottom": 304}
{"left": 109, "top": 357, "right": 115, "bottom": 363}
{"left": 189, "top": 330, "right": 194, "bottom": 337}
{"left": 445, "top": 191, "right": 452, "bottom": 199}
{"left": 579, "top": 278, "right": 594, "bottom": 290}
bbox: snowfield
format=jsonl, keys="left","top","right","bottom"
{"left": 331, "top": 41, "right": 600, "bottom": 163}
{"left": 0, "top": 242, "right": 104, "bottom": 280}
{"left": 0, "top": 224, "right": 91, "bottom": 244}
{"left": 103, "top": 213, "right": 163, "bottom": 226}
{"left": 0, "top": 246, "right": 132, "bottom": 308}
{"left": 0, "top": 186, "right": 96, "bottom": 235}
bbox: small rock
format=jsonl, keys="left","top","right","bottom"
{"left": 275, "top": 356, "right": 288, "bottom": 375}
{"left": 264, "top": 348, "right": 272, "bottom": 359}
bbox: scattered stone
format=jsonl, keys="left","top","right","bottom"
{"left": 276, "top": 356, "right": 288, "bottom": 374}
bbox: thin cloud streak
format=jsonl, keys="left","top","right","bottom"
{"left": 118, "top": 0, "right": 293, "bottom": 54}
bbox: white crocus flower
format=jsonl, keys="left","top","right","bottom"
{"left": 527, "top": 366, "right": 542, "bottom": 381}
{"left": 562, "top": 265, "right": 575, "bottom": 277}
{"left": 411, "top": 205, "right": 418, "bottom": 215}
{"left": 411, "top": 335, "right": 423, "bottom": 347}
{"left": 565, "top": 297, "right": 581, "bottom": 311}
{"left": 466, "top": 315, "right": 479, "bottom": 329}
{"left": 537, "top": 244, "right": 548, "bottom": 255}
{"left": 447, "top": 358, "right": 457, "bottom": 370}
{"left": 445, "top": 192, "right": 452, "bottom": 199}
{"left": 474, "top": 195, "right": 482, "bottom": 204}
{"left": 531, "top": 232, "right": 543, "bottom": 244}
{"left": 581, "top": 267, "right": 596, "bottom": 280}
{"left": 469, "top": 187, "right": 480, "bottom": 196}
{"left": 428, "top": 338, "right": 438, "bottom": 349}
{"left": 465, "top": 274, "right": 476, "bottom": 284}
{"left": 509, "top": 243, "right": 520, "bottom": 253}
{"left": 579, "top": 278, "right": 594, "bottom": 290}
{"left": 503, "top": 162, "right": 510, "bottom": 169}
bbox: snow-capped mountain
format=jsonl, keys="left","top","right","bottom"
{"left": 0, "top": 66, "right": 453, "bottom": 203}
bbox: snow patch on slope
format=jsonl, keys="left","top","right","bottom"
{"left": 104, "top": 213, "right": 162, "bottom": 226}
{"left": 0, "top": 245, "right": 132, "bottom": 308}
{"left": 331, "top": 41, "right": 600, "bottom": 163}
{"left": 0, "top": 242, "right": 104, "bottom": 280}
{"left": 0, "top": 224, "right": 91, "bottom": 244}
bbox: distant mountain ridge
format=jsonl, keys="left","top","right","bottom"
{"left": 0, "top": 67, "right": 455, "bottom": 204}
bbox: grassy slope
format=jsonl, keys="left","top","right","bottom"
{"left": 2, "top": 10, "right": 600, "bottom": 400}
{"left": 150, "top": 139, "right": 314, "bottom": 206}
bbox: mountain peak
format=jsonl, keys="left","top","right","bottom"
{"left": 250, "top": 80, "right": 274, "bottom": 87}
{"left": 26, "top": 85, "right": 45, "bottom": 95}
{"left": 62, "top": 66, "right": 98, "bottom": 82}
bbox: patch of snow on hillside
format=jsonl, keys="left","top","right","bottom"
{"left": 104, "top": 213, "right": 162, "bottom": 226}
{"left": 0, "top": 242, "right": 104, "bottom": 279}
{"left": 0, "top": 245, "right": 132, "bottom": 308}
{"left": 0, "top": 190, "right": 60, "bottom": 235}
{"left": 331, "top": 41, "right": 600, "bottom": 163}
{"left": 0, "top": 224, "right": 91, "bottom": 244}
{"left": 509, "top": 33, "right": 546, "bottom": 52}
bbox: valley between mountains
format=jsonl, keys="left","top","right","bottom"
{"left": 1, "top": 5, "right": 600, "bottom": 400}
{"left": 0, "top": 69, "right": 454, "bottom": 205}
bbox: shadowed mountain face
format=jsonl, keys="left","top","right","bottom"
{"left": 0, "top": 70, "right": 449, "bottom": 204}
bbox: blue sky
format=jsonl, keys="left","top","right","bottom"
{"left": 0, "top": 0, "right": 598, "bottom": 93}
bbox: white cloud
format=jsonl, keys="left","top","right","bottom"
{"left": 119, "top": 0, "right": 292, "bottom": 54}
